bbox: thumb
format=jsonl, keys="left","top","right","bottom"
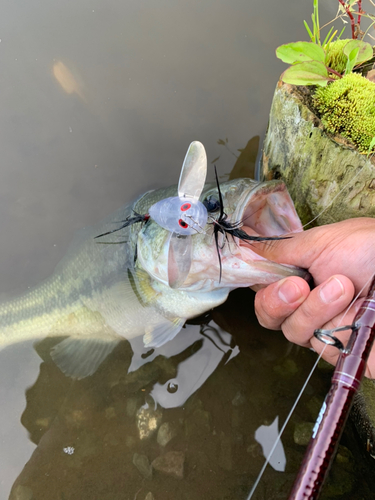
{"left": 248, "top": 226, "right": 326, "bottom": 270}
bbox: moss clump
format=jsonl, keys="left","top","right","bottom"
{"left": 325, "top": 39, "right": 351, "bottom": 74}
{"left": 313, "top": 72, "right": 375, "bottom": 152}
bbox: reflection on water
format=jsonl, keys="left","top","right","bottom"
{"left": 1, "top": 0, "right": 375, "bottom": 499}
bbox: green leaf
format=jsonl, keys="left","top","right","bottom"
{"left": 343, "top": 40, "right": 373, "bottom": 66}
{"left": 281, "top": 61, "right": 330, "bottom": 86}
{"left": 345, "top": 47, "right": 360, "bottom": 74}
{"left": 336, "top": 26, "right": 346, "bottom": 41}
{"left": 322, "top": 27, "right": 334, "bottom": 48}
{"left": 276, "top": 42, "right": 325, "bottom": 65}
{"left": 368, "top": 137, "right": 375, "bottom": 155}
{"left": 303, "top": 20, "right": 314, "bottom": 41}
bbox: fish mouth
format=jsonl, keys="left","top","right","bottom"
{"left": 228, "top": 180, "right": 309, "bottom": 284}
{"left": 233, "top": 180, "right": 303, "bottom": 237}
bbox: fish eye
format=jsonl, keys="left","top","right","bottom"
{"left": 203, "top": 196, "right": 220, "bottom": 213}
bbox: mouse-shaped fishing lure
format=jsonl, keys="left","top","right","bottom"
{"left": 148, "top": 141, "right": 208, "bottom": 288}
{"left": 95, "top": 141, "right": 208, "bottom": 289}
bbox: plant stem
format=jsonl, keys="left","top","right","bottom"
{"left": 338, "top": 0, "right": 357, "bottom": 39}
{"left": 326, "top": 66, "right": 343, "bottom": 78}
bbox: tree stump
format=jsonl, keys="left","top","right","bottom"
{"left": 261, "top": 81, "right": 375, "bottom": 227}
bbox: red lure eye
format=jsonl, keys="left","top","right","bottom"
{"left": 178, "top": 219, "right": 188, "bottom": 228}
{"left": 180, "top": 203, "right": 191, "bottom": 211}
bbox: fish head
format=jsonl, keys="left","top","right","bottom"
{"left": 136, "top": 178, "right": 308, "bottom": 291}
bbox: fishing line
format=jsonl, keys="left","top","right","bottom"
{"left": 247, "top": 270, "right": 375, "bottom": 498}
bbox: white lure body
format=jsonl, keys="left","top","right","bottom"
{"left": 149, "top": 196, "right": 208, "bottom": 235}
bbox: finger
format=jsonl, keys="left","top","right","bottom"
{"left": 254, "top": 276, "right": 310, "bottom": 330}
{"left": 245, "top": 218, "right": 375, "bottom": 276}
{"left": 281, "top": 275, "right": 355, "bottom": 347}
{"left": 243, "top": 224, "right": 326, "bottom": 270}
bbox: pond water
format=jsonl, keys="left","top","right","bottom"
{"left": 0, "top": 1, "right": 374, "bottom": 499}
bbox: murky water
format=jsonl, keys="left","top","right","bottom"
{"left": 0, "top": 0, "right": 374, "bottom": 499}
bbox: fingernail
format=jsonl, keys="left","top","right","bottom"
{"left": 319, "top": 277, "right": 345, "bottom": 304}
{"left": 278, "top": 279, "right": 302, "bottom": 304}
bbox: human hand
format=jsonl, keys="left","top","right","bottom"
{"left": 249, "top": 218, "right": 375, "bottom": 378}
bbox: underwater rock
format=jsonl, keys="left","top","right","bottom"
{"left": 157, "top": 422, "right": 177, "bottom": 447}
{"left": 260, "top": 82, "right": 375, "bottom": 226}
{"left": 151, "top": 450, "right": 185, "bottom": 479}
{"left": 293, "top": 422, "right": 315, "bottom": 446}
{"left": 136, "top": 405, "right": 163, "bottom": 440}
{"left": 132, "top": 453, "right": 153, "bottom": 479}
{"left": 144, "top": 493, "right": 155, "bottom": 500}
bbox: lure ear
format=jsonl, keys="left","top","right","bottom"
{"left": 178, "top": 141, "right": 207, "bottom": 200}
{"left": 167, "top": 232, "right": 192, "bottom": 288}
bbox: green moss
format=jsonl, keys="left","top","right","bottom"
{"left": 324, "top": 39, "right": 351, "bottom": 74}
{"left": 313, "top": 73, "right": 375, "bottom": 152}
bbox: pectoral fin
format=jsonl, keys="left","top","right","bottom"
{"left": 51, "top": 337, "right": 120, "bottom": 379}
{"left": 143, "top": 317, "right": 185, "bottom": 348}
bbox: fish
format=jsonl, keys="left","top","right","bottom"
{"left": 0, "top": 158, "right": 307, "bottom": 380}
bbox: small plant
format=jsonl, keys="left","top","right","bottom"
{"left": 275, "top": 0, "right": 373, "bottom": 86}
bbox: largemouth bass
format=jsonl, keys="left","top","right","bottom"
{"left": 0, "top": 173, "right": 306, "bottom": 378}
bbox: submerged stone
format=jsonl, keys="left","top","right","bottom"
{"left": 132, "top": 453, "right": 152, "bottom": 479}
{"left": 293, "top": 422, "right": 314, "bottom": 446}
{"left": 144, "top": 493, "right": 155, "bottom": 500}
{"left": 157, "top": 422, "right": 177, "bottom": 447}
{"left": 136, "top": 405, "right": 163, "bottom": 440}
{"left": 152, "top": 451, "right": 185, "bottom": 479}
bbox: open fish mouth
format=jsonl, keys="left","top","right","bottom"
{"left": 222, "top": 179, "right": 310, "bottom": 285}
{"left": 233, "top": 179, "right": 303, "bottom": 238}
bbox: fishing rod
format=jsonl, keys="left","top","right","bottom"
{"left": 288, "top": 273, "right": 375, "bottom": 499}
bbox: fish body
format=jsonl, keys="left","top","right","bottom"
{"left": 0, "top": 178, "right": 305, "bottom": 378}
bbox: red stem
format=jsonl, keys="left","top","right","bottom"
{"left": 326, "top": 67, "right": 343, "bottom": 78}
{"left": 338, "top": 0, "right": 357, "bottom": 39}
